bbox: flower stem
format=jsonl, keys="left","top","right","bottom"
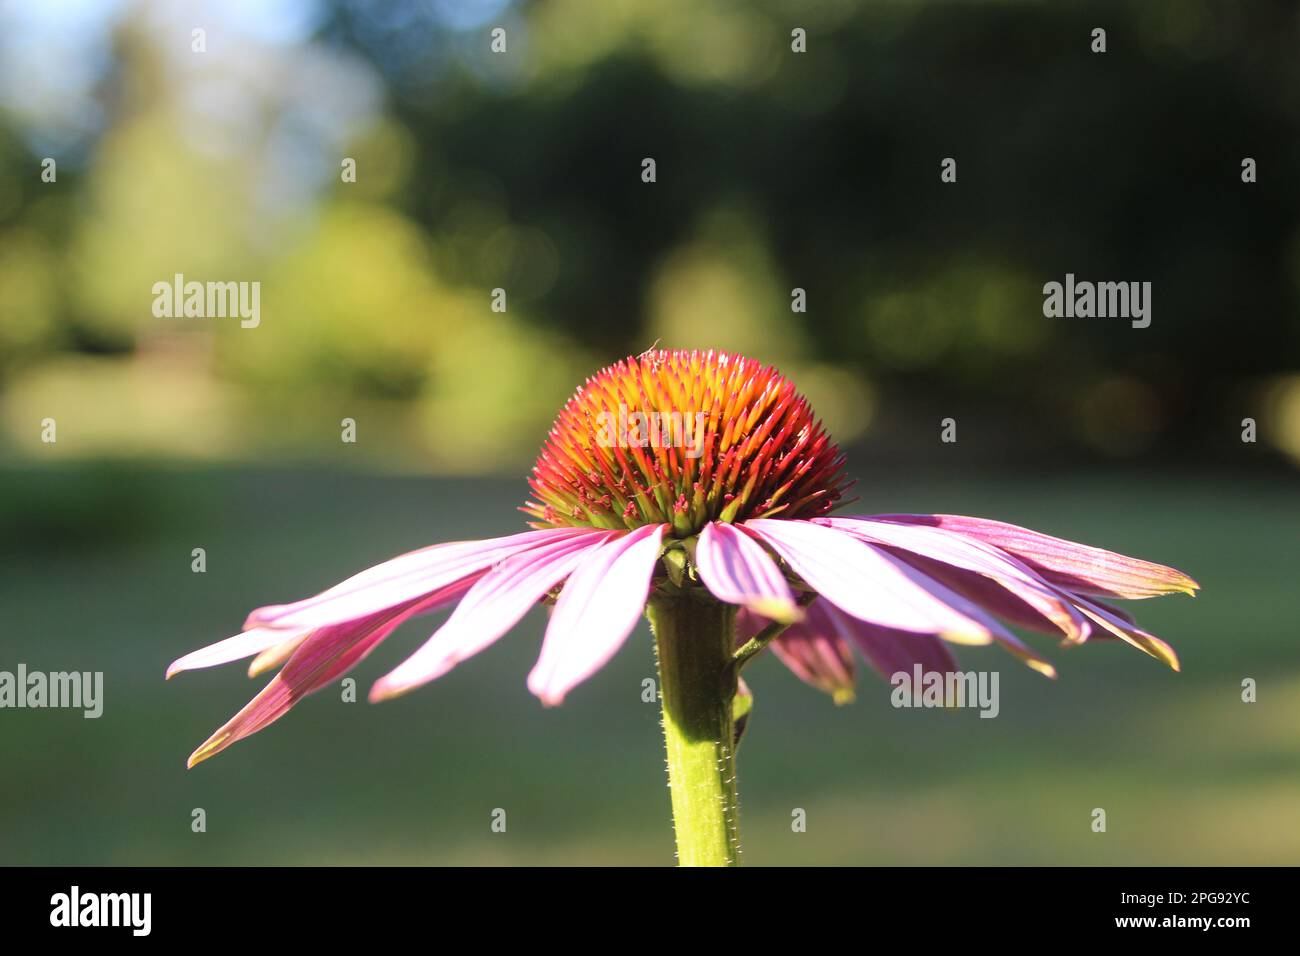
{"left": 730, "top": 589, "right": 817, "bottom": 669}
{"left": 647, "top": 596, "right": 741, "bottom": 866}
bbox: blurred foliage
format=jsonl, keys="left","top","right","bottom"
{"left": 0, "top": 0, "right": 1298, "bottom": 470}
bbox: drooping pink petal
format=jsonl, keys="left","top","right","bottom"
{"left": 873, "top": 514, "right": 1199, "bottom": 600}
{"left": 977, "top": 623, "right": 1058, "bottom": 678}
{"left": 527, "top": 523, "right": 667, "bottom": 706}
{"left": 738, "top": 604, "right": 855, "bottom": 702}
{"left": 167, "top": 626, "right": 310, "bottom": 679}
{"left": 907, "top": 571, "right": 1058, "bottom": 678}
{"left": 823, "top": 603, "right": 960, "bottom": 683}
{"left": 741, "top": 599, "right": 959, "bottom": 688}
{"left": 368, "top": 530, "right": 615, "bottom": 702}
{"left": 245, "top": 527, "right": 596, "bottom": 631}
{"left": 1087, "top": 597, "right": 1137, "bottom": 625}
{"left": 826, "top": 550, "right": 1058, "bottom": 678}
{"left": 247, "top": 631, "right": 311, "bottom": 677}
{"left": 696, "top": 521, "right": 801, "bottom": 622}
{"left": 742, "top": 519, "right": 991, "bottom": 643}
{"left": 185, "top": 581, "right": 472, "bottom": 767}
{"left": 888, "top": 553, "right": 1070, "bottom": 637}
{"left": 246, "top": 571, "right": 497, "bottom": 678}
{"left": 819, "top": 516, "right": 1091, "bottom": 642}
{"left": 1070, "top": 593, "right": 1180, "bottom": 671}
{"left": 167, "top": 564, "right": 488, "bottom": 681}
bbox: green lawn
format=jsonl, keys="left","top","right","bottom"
{"left": 1, "top": 462, "right": 1296, "bottom": 865}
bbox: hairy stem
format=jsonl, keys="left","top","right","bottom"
{"left": 647, "top": 596, "right": 741, "bottom": 867}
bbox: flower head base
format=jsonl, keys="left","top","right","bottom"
{"left": 522, "top": 349, "right": 851, "bottom": 537}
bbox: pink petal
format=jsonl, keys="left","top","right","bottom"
{"left": 822, "top": 602, "right": 960, "bottom": 683}
{"left": 1070, "top": 593, "right": 1181, "bottom": 671}
{"left": 891, "top": 554, "right": 1070, "bottom": 637}
{"left": 368, "top": 530, "right": 615, "bottom": 701}
{"left": 904, "top": 571, "right": 1058, "bottom": 678}
{"left": 1087, "top": 597, "right": 1136, "bottom": 625}
{"left": 873, "top": 514, "right": 1199, "bottom": 600}
{"left": 166, "top": 625, "right": 310, "bottom": 679}
{"left": 979, "top": 623, "right": 1058, "bottom": 678}
{"left": 247, "top": 631, "right": 311, "bottom": 678}
{"left": 185, "top": 583, "right": 467, "bottom": 768}
{"left": 741, "top": 600, "right": 958, "bottom": 688}
{"left": 742, "top": 519, "right": 991, "bottom": 643}
{"left": 527, "top": 524, "right": 667, "bottom": 706}
{"left": 696, "top": 521, "right": 800, "bottom": 621}
{"left": 246, "top": 527, "right": 595, "bottom": 631}
{"left": 245, "top": 573, "right": 494, "bottom": 678}
{"left": 819, "top": 516, "right": 1091, "bottom": 642}
{"left": 738, "top": 604, "right": 855, "bottom": 702}
{"left": 167, "top": 561, "right": 490, "bottom": 681}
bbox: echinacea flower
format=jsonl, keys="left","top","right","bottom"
{"left": 169, "top": 348, "right": 1197, "bottom": 865}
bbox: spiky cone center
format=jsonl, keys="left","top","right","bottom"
{"left": 523, "top": 349, "right": 851, "bottom": 538}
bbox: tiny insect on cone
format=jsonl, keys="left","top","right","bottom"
{"left": 167, "top": 349, "right": 1198, "bottom": 865}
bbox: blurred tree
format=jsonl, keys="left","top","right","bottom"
{"left": 1, "top": 0, "right": 1297, "bottom": 468}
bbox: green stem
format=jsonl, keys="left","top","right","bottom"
{"left": 647, "top": 596, "right": 741, "bottom": 867}
{"left": 732, "top": 589, "right": 817, "bottom": 669}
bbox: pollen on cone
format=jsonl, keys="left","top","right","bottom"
{"left": 522, "top": 349, "right": 851, "bottom": 536}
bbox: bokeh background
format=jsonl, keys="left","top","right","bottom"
{"left": 1, "top": 0, "right": 1298, "bottom": 865}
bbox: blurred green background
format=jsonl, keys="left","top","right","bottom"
{"left": 1, "top": 0, "right": 1298, "bottom": 865}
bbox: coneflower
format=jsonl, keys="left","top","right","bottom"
{"left": 168, "top": 349, "right": 1197, "bottom": 865}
